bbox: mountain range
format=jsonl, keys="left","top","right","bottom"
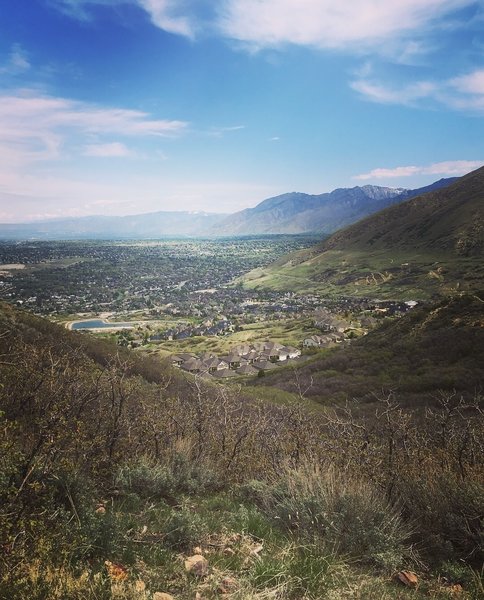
{"left": 0, "top": 211, "right": 226, "bottom": 240}
{"left": 209, "top": 178, "right": 457, "bottom": 236}
{"left": 240, "top": 166, "right": 484, "bottom": 299}
{"left": 0, "top": 178, "right": 457, "bottom": 240}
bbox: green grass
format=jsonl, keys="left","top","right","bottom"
{"left": 241, "top": 249, "right": 484, "bottom": 300}
{"left": 4, "top": 486, "right": 481, "bottom": 599}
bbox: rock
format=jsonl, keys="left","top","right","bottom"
{"left": 396, "top": 570, "right": 418, "bottom": 588}
{"left": 218, "top": 576, "right": 238, "bottom": 594}
{"left": 104, "top": 560, "right": 128, "bottom": 581}
{"left": 250, "top": 543, "right": 263, "bottom": 557}
{"left": 153, "top": 594, "right": 175, "bottom": 600}
{"left": 447, "top": 584, "right": 464, "bottom": 596}
{"left": 184, "top": 555, "right": 209, "bottom": 576}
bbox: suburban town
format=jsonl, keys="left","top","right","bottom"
{"left": 0, "top": 239, "right": 420, "bottom": 375}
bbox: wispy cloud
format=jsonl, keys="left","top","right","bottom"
{"left": 206, "top": 124, "right": 245, "bottom": 138}
{"left": 0, "top": 90, "right": 187, "bottom": 166}
{"left": 49, "top": 0, "right": 482, "bottom": 51}
{"left": 138, "top": 0, "right": 197, "bottom": 38}
{"left": 217, "top": 0, "right": 476, "bottom": 50}
{"left": 82, "top": 142, "right": 133, "bottom": 157}
{"left": 50, "top": 0, "right": 200, "bottom": 37}
{"left": 354, "top": 160, "right": 483, "bottom": 180}
{"left": 351, "top": 67, "right": 484, "bottom": 113}
{"left": 0, "top": 90, "right": 188, "bottom": 219}
{"left": 0, "top": 44, "right": 31, "bottom": 74}
{"left": 351, "top": 79, "right": 437, "bottom": 105}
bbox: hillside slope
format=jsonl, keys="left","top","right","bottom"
{"left": 241, "top": 168, "right": 483, "bottom": 298}
{"left": 323, "top": 169, "right": 483, "bottom": 253}
{"left": 258, "top": 293, "right": 484, "bottom": 406}
{"left": 1, "top": 302, "right": 483, "bottom": 596}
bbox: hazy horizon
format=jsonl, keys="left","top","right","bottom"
{"left": 0, "top": 1, "right": 483, "bottom": 222}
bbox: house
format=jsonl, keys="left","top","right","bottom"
{"left": 213, "top": 368, "right": 238, "bottom": 379}
{"left": 172, "top": 355, "right": 185, "bottom": 366}
{"left": 148, "top": 333, "right": 164, "bottom": 343}
{"left": 201, "top": 357, "right": 228, "bottom": 373}
{"left": 176, "top": 330, "right": 192, "bottom": 340}
{"left": 241, "top": 349, "right": 259, "bottom": 364}
{"left": 236, "top": 364, "right": 259, "bottom": 376}
{"left": 220, "top": 352, "right": 244, "bottom": 369}
{"left": 303, "top": 335, "right": 327, "bottom": 347}
{"left": 315, "top": 317, "right": 348, "bottom": 333}
{"left": 253, "top": 360, "right": 279, "bottom": 371}
{"left": 282, "top": 346, "right": 301, "bottom": 359}
{"left": 180, "top": 357, "right": 203, "bottom": 373}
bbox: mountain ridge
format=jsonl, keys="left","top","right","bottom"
{"left": 208, "top": 178, "right": 458, "bottom": 236}
{"left": 0, "top": 177, "right": 458, "bottom": 240}
{"left": 240, "top": 167, "right": 483, "bottom": 298}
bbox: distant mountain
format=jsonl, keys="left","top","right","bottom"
{"left": 240, "top": 168, "right": 483, "bottom": 299}
{"left": 209, "top": 178, "right": 458, "bottom": 236}
{"left": 0, "top": 177, "right": 458, "bottom": 240}
{"left": 0, "top": 211, "right": 228, "bottom": 240}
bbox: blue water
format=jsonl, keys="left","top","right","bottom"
{"left": 72, "top": 319, "right": 134, "bottom": 330}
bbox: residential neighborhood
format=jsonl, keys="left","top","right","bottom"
{"left": 173, "top": 341, "right": 302, "bottom": 378}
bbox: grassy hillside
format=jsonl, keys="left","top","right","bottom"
{"left": 323, "top": 167, "right": 483, "bottom": 253}
{"left": 1, "top": 302, "right": 483, "bottom": 598}
{"left": 241, "top": 167, "right": 484, "bottom": 299}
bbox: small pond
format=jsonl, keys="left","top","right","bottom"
{"left": 71, "top": 319, "right": 134, "bottom": 330}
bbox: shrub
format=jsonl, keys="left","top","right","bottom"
{"left": 115, "top": 452, "right": 220, "bottom": 501}
{"left": 115, "top": 459, "right": 176, "bottom": 500}
{"left": 241, "top": 462, "right": 413, "bottom": 570}
{"left": 395, "top": 470, "right": 484, "bottom": 566}
{"left": 161, "top": 507, "right": 207, "bottom": 550}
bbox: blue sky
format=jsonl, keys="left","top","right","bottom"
{"left": 0, "top": 0, "right": 483, "bottom": 221}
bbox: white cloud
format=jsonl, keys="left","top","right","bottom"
{"left": 138, "top": 0, "right": 196, "bottom": 38}
{"left": 351, "top": 79, "right": 437, "bottom": 105}
{"left": 206, "top": 124, "right": 245, "bottom": 137}
{"left": 50, "top": 0, "right": 199, "bottom": 37}
{"left": 443, "top": 72, "right": 484, "bottom": 111}
{"left": 0, "top": 90, "right": 188, "bottom": 220}
{"left": 450, "top": 69, "right": 484, "bottom": 92}
{"left": 351, "top": 67, "right": 484, "bottom": 113}
{"left": 0, "top": 90, "right": 187, "bottom": 167}
{"left": 354, "top": 160, "right": 483, "bottom": 180}
{"left": 83, "top": 142, "right": 133, "bottom": 157}
{"left": 217, "top": 0, "right": 475, "bottom": 50}
{"left": 50, "top": 0, "right": 482, "bottom": 50}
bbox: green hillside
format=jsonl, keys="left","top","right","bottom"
{"left": 241, "top": 167, "right": 484, "bottom": 299}
{"left": 1, "top": 302, "right": 483, "bottom": 598}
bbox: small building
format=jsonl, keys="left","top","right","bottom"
{"left": 236, "top": 364, "right": 259, "bottom": 376}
